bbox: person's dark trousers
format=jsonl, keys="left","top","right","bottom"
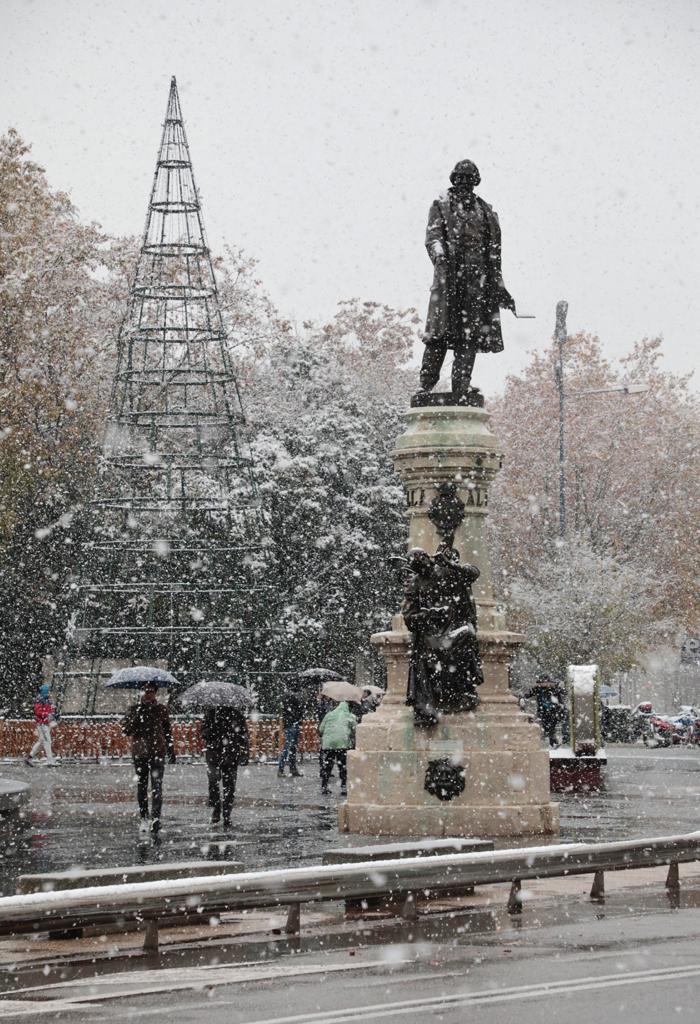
{"left": 320, "top": 749, "right": 347, "bottom": 790}
{"left": 133, "top": 757, "right": 165, "bottom": 822}
{"left": 541, "top": 715, "right": 558, "bottom": 747}
{"left": 207, "top": 753, "right": 238, "bottom": 821}
{"left": 560, "top": 709, "right": 570, "bottom": 745}
{"left": 420, "top": 342, "right": 476, "bottom": 397}
{"left": 278, "top": 723, "right": 300, "bottom": 774}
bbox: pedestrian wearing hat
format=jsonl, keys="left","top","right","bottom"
{"left": 25, "top": 683, "right": 58, "bottom": 766}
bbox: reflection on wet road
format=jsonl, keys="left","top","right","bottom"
{"left": 1, "top": 745, "right": 699, "bottom": 894}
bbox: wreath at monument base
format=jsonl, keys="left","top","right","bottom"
{"left": 424, "top": 758, "right": 466, "bottom": 801}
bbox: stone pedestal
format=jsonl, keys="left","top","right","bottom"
{"left": 339, "top": 403, "right": 559, "bottom": 838}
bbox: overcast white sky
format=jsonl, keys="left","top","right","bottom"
{"left": 2, "top": 0, "right": 699, "bottom": 393}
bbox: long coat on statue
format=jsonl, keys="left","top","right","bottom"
{"left": 423, "top": 189, "right": 507, "bottom": 353}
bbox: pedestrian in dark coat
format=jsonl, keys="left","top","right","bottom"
{"left": 122, "top": 683, "right": 175, "bottom": 834}
{"left": 522, "top": 675, "right": 566, "bottom": 748}
{"left": 277, "top": 689, "right": 304, "bottom": 778}
{"left": 202, "top": 707, "right": 249, "bottom": 828}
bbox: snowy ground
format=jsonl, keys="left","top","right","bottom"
{"left": 1, "top": 745, "right": 699, "bottom": 896}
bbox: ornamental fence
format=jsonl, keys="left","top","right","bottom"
{"left": 0, "top": 718, "right": 321, "bottom": 760}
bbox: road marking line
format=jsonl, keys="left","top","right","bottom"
{"left": 230, "top": 962, "right": 700, "bottom": 1024}
{"left": 0, "top": 958, "right": 408, "bottom": 1006}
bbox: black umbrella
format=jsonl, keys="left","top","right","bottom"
{"left": 297, "top": 668, "right": 343, "bottom": 686}
{"left": 179, "top": 680, "right": 254, "bottom": 711}
{"left": 105, "top": 666, "right": 179, "bottom": 689}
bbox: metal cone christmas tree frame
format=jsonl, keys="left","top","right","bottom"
{"left": 55, "top": 79, "right": 267, "bottom": 713}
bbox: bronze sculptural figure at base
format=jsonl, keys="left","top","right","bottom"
{"left": 417, "top": 159, "right": 515, "bottom": 403}
{"left": 402, "top": 545, "right": 483, "bottom": 728}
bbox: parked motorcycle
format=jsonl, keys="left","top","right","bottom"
{"left": 630, "top": 702, "right": 654, "bottom": 742}
{"left": 666, "top": 709, "right": 700, "bottom": 746}
{"left": 642, "top": 714, "right": 674, "bottom": 748}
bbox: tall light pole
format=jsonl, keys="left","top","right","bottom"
{"left": 554, "top": 301, "right": 568, "bottom": 538}
{"left": 552, "top": 292, "right": 647, "bottom": 540}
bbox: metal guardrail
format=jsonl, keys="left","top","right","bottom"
{"left": 0, "top": 832, "right": 698, "bottom": 952}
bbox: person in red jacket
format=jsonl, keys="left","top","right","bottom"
{"left": 25, "top": 683, "right": 58, "bottom": 766}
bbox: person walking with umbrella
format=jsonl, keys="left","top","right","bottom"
{"left": 179, "top": 680, "right": 253, "bottom": 830}
{"left": 121, "top": 680, "right": 176, "bottom": 835}
{"left": 318, "top": 681, "right": 361, "bottom": 796}
{"left": 202, "top": 706, "right": 248, "bottom": 828}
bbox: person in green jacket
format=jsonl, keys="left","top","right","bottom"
{"left": 318, "top": 700, "right": 356, "bottom": 796}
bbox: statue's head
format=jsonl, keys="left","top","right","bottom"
{"left": 450, "top": 159, "right": 481, "bottom": 188}
{"left": 406, "top": 547, "right": 432, "bottom": 574}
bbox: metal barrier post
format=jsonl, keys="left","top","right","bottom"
{"left": 666, "top": 862, "right": 680, "bottom": 892}
{"left": 285, "top": 902, "right": 301, "bottom": 935}
{"left": 507, "top": 879, "right": 522, "bottom": 914}
{"left": 590, "top": 870, "right": 605, "bottom": 900}
{"left": 400, "top": 893, "right": 418, "bottom": 921}
{"left": 143, "top": 919, "right": 159, "bottom": 952}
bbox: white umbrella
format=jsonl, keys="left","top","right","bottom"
{"left": 321, "top": 680, "right": 364, "bottom": 703}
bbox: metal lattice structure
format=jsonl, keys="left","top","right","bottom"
{"left": 56, "top": 78, "right": 268, "bottom": 713}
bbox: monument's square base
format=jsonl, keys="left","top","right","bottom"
{"left": 340, "top": 402, "right": 560, "bottom": 840}
{"left": 339, "top": 801, "right": 558, "bottom": 838}
{"left": 340, "top": 623, "right": 560, "bottom": 839}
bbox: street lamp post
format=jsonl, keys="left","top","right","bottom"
{"left": 552, "top": 300, "right": 646, "bottom": 539}
{"left": 554, "top": 301, "right": 568, "bottom": 538}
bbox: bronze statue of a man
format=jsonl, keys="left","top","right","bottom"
{"left": 402, "top": 546, "right": 484, "bottom": 727}
{"left": 419, "top": 160, "right": 515, "bottom": 401}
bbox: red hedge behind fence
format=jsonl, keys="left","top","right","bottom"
{"left": 0, "top": 720, "right": 321, "bottom": 760}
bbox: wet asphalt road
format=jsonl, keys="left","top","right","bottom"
{"left": 1, "top": 746, "right": 700, "bottom": 1022}
{"left": 1, "top": 745, "right": 699, "bottom": 895}
{"left": 2, "top": 882, "right": 700, "bottom": 1022}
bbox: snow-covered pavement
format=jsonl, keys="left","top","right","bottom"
{"left": 2, "top": 745, "right": 699, "bottom": 896}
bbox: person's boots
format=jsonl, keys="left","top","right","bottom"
{"left": 290, "top": 765, "right": 303, "bottom": 777}
{"left": 211, "top": 807, "right": 221, "bottom": 825}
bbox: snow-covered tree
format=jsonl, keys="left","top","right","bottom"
{"left": 231, "top": 291, "right": 419, "bottom": 685}
{"left": 490, "top": 332, "right": 700, "bottom": 676}
{"left": 509, "top": 535, "right": 673, "bottom": 679}
{"left": 0, "top": 130, "right": 132, "bottom": 705}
